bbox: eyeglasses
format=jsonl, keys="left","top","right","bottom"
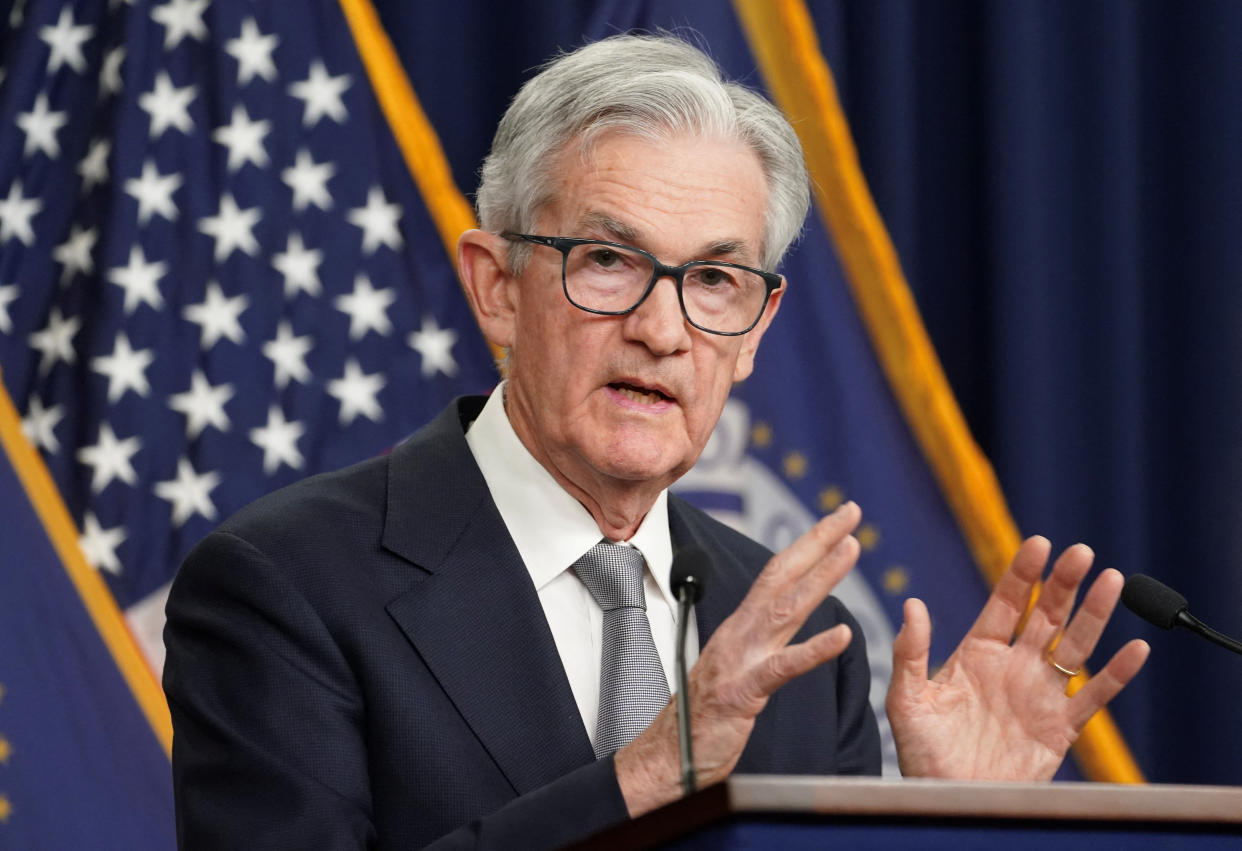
{"left": 501, "top": 232, "right": 783, "bottom": 336}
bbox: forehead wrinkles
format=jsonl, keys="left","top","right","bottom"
{"left": 575, "top": 210, "right": 758, "bottom": 265}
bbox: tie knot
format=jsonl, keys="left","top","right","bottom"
{"left": 573, "top": 540, "right": 648, "bottom": 612}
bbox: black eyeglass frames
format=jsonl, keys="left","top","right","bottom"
{"left": 501, "top": 232, "right": 782, "bottom": 337}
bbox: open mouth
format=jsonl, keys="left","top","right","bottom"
{"left": 609, "top": 381, "right": 673, "bottom": 405}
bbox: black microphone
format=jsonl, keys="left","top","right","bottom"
{"left": 1122, "top": 574, "right": 1242, "bottom": 657}
{"left": 670, "top": 547, "right": 710, "bottom": 796}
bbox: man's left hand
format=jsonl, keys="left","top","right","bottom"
{"left": 886, "top": 536, "right": 1150, "bottom": 780}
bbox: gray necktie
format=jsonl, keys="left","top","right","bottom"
{"left": 573, "top": 539, "right": 671, "bottom": 757}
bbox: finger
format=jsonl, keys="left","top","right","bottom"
{"left": 1045, "top": 567, "right": 1124, "bottom": 673}
{"left": 747, "top": 532, "right": 860, "bottom": 648}
{"left": 747, "top": 623, "right": 853, "bottom": 697}
{"left": 755, "top": 501, "right": 862, "bottom": 590}
{"left": 1018, "top": 543, "right": 1094, "bottom": 650}
{"left": 706, "top": 520, "right": 860, "bottom": 665}
{"left": 737, "top": 502, "right": 860, "bottom": 632}
{"left": 888, "top": 597, "right": 931, "bottom": 704}
{"left": 1066, "top": 639, "right": 1151, "bottom": 731}
{"left": 967, "top": 536, "right": 1051, "bottom": 643}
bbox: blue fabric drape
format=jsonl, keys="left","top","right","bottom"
{"left": 812, "top": 0, "right": 1242, "bottom": 785}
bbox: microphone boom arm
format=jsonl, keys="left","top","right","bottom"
{"left": 1177, "top": 610, "right": 1242, "bottom": 657}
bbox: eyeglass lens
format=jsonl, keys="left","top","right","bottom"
{"left": 563, "top": 242, "right": 768, "bottom": 334}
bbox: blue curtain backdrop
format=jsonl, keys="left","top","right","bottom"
{"left": 376, "top": 0, "right": 1242, "bottom": 786}
{"left": 808, "top": 0, "right": 1242, "bottom": 786}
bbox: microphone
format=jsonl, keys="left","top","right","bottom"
{"left": 670, "top": 547, "right": 710, "bottom": 796}
{"left": 1122, "top": 574, "right": 1242, "bottom": 657}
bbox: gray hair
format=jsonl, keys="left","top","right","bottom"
{"left": 475, "top": 34, "right": 810, "bottom": 273}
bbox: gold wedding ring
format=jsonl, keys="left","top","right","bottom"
{"left": 1046, "top": 655, "right": 1081, "bottom": 678}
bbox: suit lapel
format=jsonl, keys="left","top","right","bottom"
{"left": 381, "top": 400, "right": 596, "bottom": 795}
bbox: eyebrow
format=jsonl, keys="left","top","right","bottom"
{"left": 576, "top": 211, "right": 757, "bottom": 263}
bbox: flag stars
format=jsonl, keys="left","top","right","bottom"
{"left": 272, "top": 232, "right": 322, "bottom": 297}
{"left": 818, "top": 485, "right": 845, "bottom": 513}
{"left": 100, "top": 46, "right": 126, "bottom": 97}
{"left": 0, "top": 180, "right": 43, "bottom": 245}
{"left": 155, "top": 458, "right": 221, "bottom": 527}
{"left": 52, "top": 224, "right": 98, "bottom": 283}
{"left": 92, "top": 332, "right": 155, "bottom": 403}
{"left": 212, "top": 104, "right": 270, "bottom": 172}
{"left": 39, "top": 6, "right": 94, "bottom": 75}
{"left": 407, "top": 315, "right": 459, "bottom": 377}
{"left": 328, "top": 358, "right": 386, "bottom": 426}
{"left": 78, "top": 139, "right": 111, "bottom": 191}
{"left": 856, "top": 523, "right": 881, "bottom": 552}
{"left": 198, "top": 193, "right": 261, "bottom": 261}
{"left": 77, "top": 423, "right": 141, "bottom": 494}
{"left": 107, "top": 245, "right": 167, "bottom": 314}
{"left": 282, "top": 148, "right": 335, "bottom": 212}
{"left": 140, "top": 71, "right": 197, "bottom": 139}
{"left": 169, "top": 370, "right": 233, "bottom": 439}
{"left": 288, "top": 60, "right": 350, "bottom": 127}
{"left": 250, "top": 405, "right": 306, "bottom": 474}
{"left": 782, "top": 450, "right": 808, "bottom": 479}
{"left": 883, "top": 565, "right": 910, "bottom": 595}
{"left": 335, "top": 274, "right": 395, "bottom": 340}
{"left": 0, "top": 733, "right": 11, "bottom": 764}
{"left": 225, "top": 17, "right": 278, "bottom": 85}
{"left": 183, "top": 281, "right": 248, "bottom": 349}
{"left": 0, "top": 284, "right": 18, "bottom": 333}
{"left": 262, "top": 321, "right": 312, "bottom": 389}
{"left": 125, "top": 159, "right": 182, "bottom": 224}
{"left": 21, "top": 397, "right": 64, "bottom": 453}
{"left": 17, "top": 93, "right": 69, "bottom": 158}
{"left": 79, "top": 512, "right": 127, "bottom": 575}
{"left": 28, "top": 307, "right": 81, "bottom": 375}
{"left": 151, "top": 0, "right": 210, "bottom": 51}
{"left": 750, "top": 421, "right": 773, "bottom": 448}
{"left": 347, "top": 186, "right": 403, "bottom": 254}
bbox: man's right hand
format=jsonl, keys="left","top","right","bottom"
{"left": 613, "top": 501, "right": 863, "bottom": 816}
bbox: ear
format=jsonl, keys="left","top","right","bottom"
{"left": 732, "top": 279, "right": 784, "bottom": 383}
{"left": 457, "top": 229, "right": 519, "bottom": 350}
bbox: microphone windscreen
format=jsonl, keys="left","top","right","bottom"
{"left": 670, "top": 547, "right": 711, "bottom": 603}
{"left": 1122, "top": 574, "right": 1189, "bottom": 630}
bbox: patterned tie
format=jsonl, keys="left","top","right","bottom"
{"left": 573, "top": 539, "right": 671, "bottom": 757}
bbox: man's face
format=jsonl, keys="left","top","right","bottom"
{"left": 502, "top": 131, "right": 781, "bottom": 503}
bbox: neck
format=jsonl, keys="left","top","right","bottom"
{"left": 548, "top": 466, "right": 661, "bottom": 541}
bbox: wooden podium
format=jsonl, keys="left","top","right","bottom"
{"left": 576, "top": 776, "right": 1242, "bottom": 849}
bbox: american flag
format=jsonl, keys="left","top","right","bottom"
{"left": 0, "top": 0, "right": 497, "bottom": 677}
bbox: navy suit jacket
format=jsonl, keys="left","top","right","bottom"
{"left": 163, "top": 397, "right": 880, "bottom": 849}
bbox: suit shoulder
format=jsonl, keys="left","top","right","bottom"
{"left": 213, "top": 452, "right": 390, "bottom": 559}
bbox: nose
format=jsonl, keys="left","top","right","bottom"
{"left": 621, "top": 274, "right": 691, "bottom": 356}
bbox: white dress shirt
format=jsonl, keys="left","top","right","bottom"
{"left": 465, "top": 384, "right": 699, "bottom": 748}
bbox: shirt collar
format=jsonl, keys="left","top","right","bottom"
{"left": 464, "top": 384, "right": 673, "bottom": 599}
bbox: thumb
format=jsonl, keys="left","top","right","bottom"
{"left": 888, "top": 597, "right": 931, "bottom": 704}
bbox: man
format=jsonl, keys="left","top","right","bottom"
{"left": 163, "top": 34, "right": 1149, "bottom": 848}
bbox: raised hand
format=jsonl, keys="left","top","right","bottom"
{"left": 615, "top": 501, "right": 862, "bottom": 815}
{"left": 886, "top": 536, "right": 1150, "bottom": 780}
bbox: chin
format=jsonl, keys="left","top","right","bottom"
{"left": 593, "top": 437, "right": 694, "bottom": 485}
